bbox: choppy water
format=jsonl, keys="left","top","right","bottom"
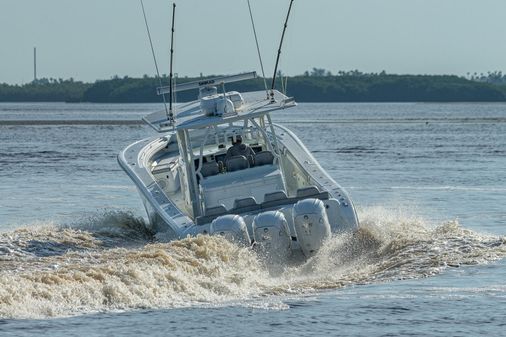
{"left": 0, "top": 102, "right": 505, "bottom": 336}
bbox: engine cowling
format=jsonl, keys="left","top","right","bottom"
{"left": 210, "top": 214, "right": 251, "bottom": 245}
{"left": 252, "top": 211, "right": 291, "bottom": 262}
{"left": 293, "top": 198, "right": 331, "bottom": 258}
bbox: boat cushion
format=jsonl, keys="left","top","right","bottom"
{"left": 233, "top": 197, "right": 258, "bottom": 208}
{"left": 261, "top": 190, "right": 290, "bottom": 208}
{"left": 200, "top": 161, "right": 220, "bottom": 177}
{"left": 226, "top": 155, "right": 249, "bottom": 172}
{"left": 254, "top": 151, "right": 274, "bottom": 166}
{"left": 205, "top": 205, "right": 227, "bottom": 216}
{"left": 296, "top": 186, "right": 321, "bottom": 198}
{"left": 263, "top": 190, "right": 288, "bottom": 202}
{"left": 232, "top": 197, "right": 260, "bottom": 213}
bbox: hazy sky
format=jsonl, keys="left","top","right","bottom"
{"left": 1, "top": 0, "right": 505, "bottom": 84}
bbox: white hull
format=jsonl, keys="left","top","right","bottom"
{"left": 118, "top": 1, "right": 357, "bottom": 260}
{"left": 119, "top": 123, "right": 359, "bottom": 246}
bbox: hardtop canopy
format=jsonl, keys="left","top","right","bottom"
{"left": 143, "top": 89, "right": 296, "bottom": 132}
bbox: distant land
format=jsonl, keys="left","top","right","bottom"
{"left": 1, "top": 69, "right": 506, "bottom": 103}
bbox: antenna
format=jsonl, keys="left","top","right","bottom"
{"left": 168, "top": 3, "right": 176, "bottom": 125}
{"left": 33, "top": 47, "right": 37, "bottom": 82}
{"left": 158, "top": 72, "right": 257, "bottom": 95}
{"left": 270, "top": 0, "right": 294, "bottom": 102}
{"left": 280, "top": 70, "right": 285, "bottom": 94}
{"left": 246, "top": 0, "right": 268, "bottom": 99}
{"left": 140, "top": 0, "right": 170, "bottom": 120}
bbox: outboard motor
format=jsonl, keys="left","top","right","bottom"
{"left": 252, "top": 211, "right": 291, "bottom": 262}
{"left": 293, "top": 198, "right": 331, "bottom": 258}
{"left": 210, "top": 214, "right": 251, "bottom": 246}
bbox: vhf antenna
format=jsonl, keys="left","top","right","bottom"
{"left": 247, "top": 0, "right": 269, "bottom": 100}
{"left": 140, "top": 0, "right": 169, "bottom": 120}
{"left": 168, "top": 2, "right": 176, "bottom": 125}
{"left": 270, "top": 0, "right": 294, "bottom": 103}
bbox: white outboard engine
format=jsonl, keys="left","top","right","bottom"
{"left": 252, "top": 211, "right": 291, "bottom": 261}
{"left": 210, "top": 214, "right": 251, "bottom": 245}
{"left": 293, "top": 198, "right": 331, "bottom": 258}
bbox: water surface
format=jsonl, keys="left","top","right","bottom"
{"left": 0, "top": 102, "right": 505, "bottom": 336}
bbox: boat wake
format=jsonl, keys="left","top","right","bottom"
{"left": 0, "top": 208, "right": 504, "bottom": 319}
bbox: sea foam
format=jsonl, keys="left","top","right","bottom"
{"left": 0, "top": 208, "right": 504, "bottom": 319}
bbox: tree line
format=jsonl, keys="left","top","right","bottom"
{"left": 0, "top": 78, "right": 90, "bottom": 102}
{"left": 1, "top": 70, "right": 506, "bottom": 103}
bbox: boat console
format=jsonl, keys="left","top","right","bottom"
{"left": 200, "top": 164, "right": 286, "bottom": 210}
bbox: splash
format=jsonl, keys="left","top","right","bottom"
{"left": 287, "top": 207, "right": 506, "bottom": 291}
{"left": 65, "top": 210, "right": 154, "bottom": 245}
{"left": 0, "top": 208, "right": 504, "bottom": 319}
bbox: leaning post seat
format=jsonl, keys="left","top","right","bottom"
{"left": 199, "top": 165, "right": 286, "bottom": 210}
{"left": 225, "top": 155, "right": 249, "bottom": 172}
{"left": 254, "top": 151, "right": 274, "bottom": 166}
{"left": 200, "top": 161, "right": 220, "bottom": 177}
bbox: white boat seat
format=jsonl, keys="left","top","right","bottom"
{"left": 200, "top": 161, "right": 220, "bottom": 177}
{"left": 254, "top": 151, "right": 274, "bottom": 166}
{"left": 232, "top": 197, "right": 260, "bottom": 213}
{"left": 226, "top": 155, "right": 249, "bottom": 172}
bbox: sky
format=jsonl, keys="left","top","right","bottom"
{"left": 1, "top": 0, "right": 505, "bottom": 84}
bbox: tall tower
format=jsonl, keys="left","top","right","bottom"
{"left": 33, "top": 47, "right": 37, "bottom": 81}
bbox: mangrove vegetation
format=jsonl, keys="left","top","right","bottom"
{"left": 1, "top": 70, "right": 506, "bottom": 103}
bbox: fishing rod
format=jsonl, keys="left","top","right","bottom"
{"left": 247, "top": 0, "right": 269, "bottom": 99}
{"left": 140, "top": 0, "right": 169, "bottom": 119}
{"left": 270, "top": 0, "right": 294, "bottom": 102}
{"left": 168, "top": 2, "right": 176, "bottom": 125}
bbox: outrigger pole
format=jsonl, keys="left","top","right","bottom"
{"left": 140, "top": 0, "right": 169, "bottom": 120}
{"left": 168, "top": 3, "right": 176, "bottom": 125}
{"left": 270, "top": 0, "right": 295, "bottom": 102}
{"left": 247, "top": 0, "right": 269, "bottom": 99}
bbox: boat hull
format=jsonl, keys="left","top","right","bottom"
{"left": 118, "top": 124, "right": 359, "bottom": 245}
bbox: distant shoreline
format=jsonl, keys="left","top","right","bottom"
{"left": 0, "top": 120, "right": 142, "bottom": 125}
{"left": 3, "top": 117, "right": 506, "bottom": 127}
{"left": 2, "top": 73, "right": 506, "bottom": 103}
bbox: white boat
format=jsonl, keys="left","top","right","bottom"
{"left": 118, "top": 71, "right": 359, "bottom": 259}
